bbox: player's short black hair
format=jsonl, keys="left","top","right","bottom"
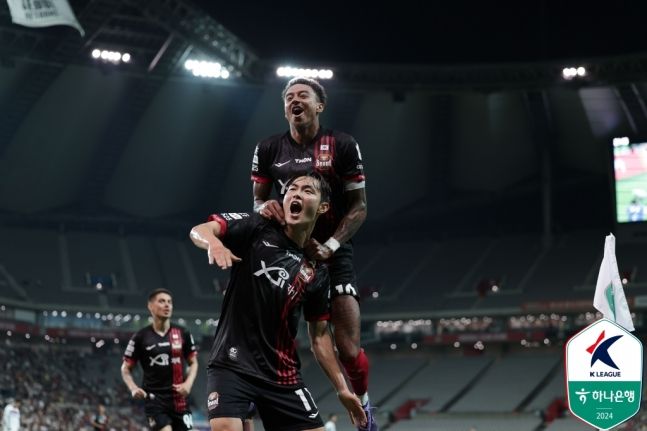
{"left": 285, "top": 172, "right": 331, "bottom": 204}
{"left": 148, "top": 288, "right": 172, "bottom": 302}
{"left": 282, "top": 77, "right": 327, "bottom": 105}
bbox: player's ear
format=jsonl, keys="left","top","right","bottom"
{"left": 317, "top": 201, "right": 329, "bottom": 215}
{"left": 316, "top": 102, "right": 324, "bottom": 114}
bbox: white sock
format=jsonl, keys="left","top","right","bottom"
{"left": 359, "top": 393, "right": 369, "bottom": 406}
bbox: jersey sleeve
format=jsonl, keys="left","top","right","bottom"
{"left": 335, "top": 136, "right": 366, "bottom": 191}
{"left": 123, "top": 331, "right": 141, "bottom": 366}
{"left": 303, "top": 264, "right": 331, "bottom": 322}
{"left": 251, "top": 141, "right": 272, "bottom": 184}
{"left": 183, "top": 327, "right": 198, "bottom": 361}
{"left": 206, "top": 212, "right": 265, "bottom": 257}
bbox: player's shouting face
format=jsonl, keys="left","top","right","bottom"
{"left": 283, "top": 83, "right": 324, "bottom": 127}
{"left": 148, "top": 292, "right": 173, "bottom": 320}
{"left": 283, "top": 175, "right": 329, "bottom": 227}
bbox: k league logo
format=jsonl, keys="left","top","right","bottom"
{"left": 565, "top": 318, "right": 643, "bottom": 430}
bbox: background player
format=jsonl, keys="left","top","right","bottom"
{"left": 121, "top": 289, "right": 198, "bottom": 431}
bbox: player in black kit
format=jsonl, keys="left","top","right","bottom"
{"left": 121, "top": 289, "right": 198, "bottom": 431}
{"left": 190, "top": 173, "right": 366, "bottom": 431}
{"left": 251, "top": 78, "right": 376, "bottom": 430}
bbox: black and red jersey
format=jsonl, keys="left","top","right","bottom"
{"left": 207, "top": 212, "right": 330, "bottom": 388}
{"left": 123, "top": 324, "right": 197, "bottom": 411}
{"left": 251, "top": 128, "right": 365, "bottom": 242}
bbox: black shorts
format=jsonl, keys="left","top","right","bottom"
{"left": 145, "top": 395, "right": 193, "bottom": 431}
{"left": 328, "top": 242, "right": 359, "bottom": 301}
{"left": 207, "top": 366, "right": 323, "bottom": 431}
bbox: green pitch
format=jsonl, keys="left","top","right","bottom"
{"left": 616, "top": 172, "right": 647, "bottom": 222}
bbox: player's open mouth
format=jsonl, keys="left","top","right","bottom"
{"left": 289, "top": 200, "right": 303, "bottom": 215}
{"left": 291, "top": 105, "right": 304, "bottom": 116}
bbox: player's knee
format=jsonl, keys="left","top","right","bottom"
{"left": 210, "top": 418, "right": 243, "bottom": 431}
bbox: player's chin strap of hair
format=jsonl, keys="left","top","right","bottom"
{"left": 324, "top": 237, "right": 340, "bottom": 253}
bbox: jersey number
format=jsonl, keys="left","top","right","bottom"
{"left": 182, "top": 413, "right": 193, "bottom": 429}
{"left": 295, "top": 388, "right": 318, "bottom": 413}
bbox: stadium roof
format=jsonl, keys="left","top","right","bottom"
{"left": 194, "top": 1, "right": 647, "bottom": 65}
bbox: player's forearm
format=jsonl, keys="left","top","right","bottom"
{"left": 120, "top": 364, "right": 139, "bottom": 392}
{"left": 184, "top": 358, "right": 199, "bottom": 389}
{"left": 310, "top": 328, "right": 350, "bottom": 394}
{"left": 189, "top": 222, "right": 222, "bottom": 250}
{"left": 332, "top": 201, "right": 367, "bottom": 244}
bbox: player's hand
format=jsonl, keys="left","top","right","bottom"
{"left": 337, "top": 389, "right": 367, "bottom": 427}
{"left": 258, "top": 200, "right": 285, "bottom": 225}
{"left": 208, "top": 241, "right": 241, "bottom": 270}
{"left": 131, "top": 387, "right": 147, "bottom": 400}
{"left": 172, "top": 382, "right": 191, "bottom": 397}
{"left": 304, "top": 238, "right": 334, "bottom": 261}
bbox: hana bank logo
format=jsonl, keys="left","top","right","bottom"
{"left": 587, "top": 330, "right": 623, "bottom": 377}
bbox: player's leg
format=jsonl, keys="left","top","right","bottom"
{"left": 207, "top": 367, "right": 256, "bottom": 431}
{"left": 328, "top": 244, "right": 377, "bottom": 431}
{"left": 146, "top": 412, "right": 173, "bottom": 431}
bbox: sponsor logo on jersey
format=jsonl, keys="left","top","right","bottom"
{"left": 207, "top": 392, "right": 219, "bottom": 411}
{"left": 252, "top": 145, "right": 259, "bottom": 172}
{"left": 285, "top": 251, "right": 301, "bottom": 262}
{"left": 125, "top": 340, "right": 135, "bottom": 355}
{"left": 295, "top": 157, "right": 312, "bottom": 164}
{"left": 172, "top": 343, "right": 182, "bottom": 350}
{"left": 228, "top": 347, "right": 238, "bottom": 361}
{"left": 221, "top": 212, "right": 248, "bottom": 221}
{"left": 171, "top": 357, "right": 182, "bottom": 365}
{"left": 145, "top": 344, "right": 156, "bottom": 351}
{"left": 274, "top": 160, "right": 290, "bottom": 167}
{"left": 158, "top": 342, "right": 170, "bottom": 347}
{"left": 149, "top": 353, "right": 170, "bottom": 366}
{"left": 254, "top": 260, "right": 290, "bottom": 288}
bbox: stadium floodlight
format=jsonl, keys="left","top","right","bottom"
{"left": 91, "top": 49, "right": 132, "bottom": 64}
{"left": 562, "top": 65, "right": 586, "bottom": 80}
{"left": 276, "top": 66, "right": 334, "bottom": 80}
{"left": 184, "top": 59, "right": 231, "bottom": 79}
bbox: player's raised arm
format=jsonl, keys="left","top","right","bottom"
{"left": 189, "top": 220, "right": 241, "bottom": 269}
{"left": 308, "top": 320, "right": 367, "bottom": 427}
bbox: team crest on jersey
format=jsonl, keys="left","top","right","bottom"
{"left": 315, "top": 152, "right": 332, "bottom": 169}
{"left": 207, "top": 392, "right": 219, "bottom": 411}
{"left": 298, "top": 263, "right": 314, "bottom": 283}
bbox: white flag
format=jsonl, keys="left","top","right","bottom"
{"left": 593, "top": 233, "right": 634, "bottom": 331}
{"left": 6, "top": 0, "right": 85, "bottom": 36}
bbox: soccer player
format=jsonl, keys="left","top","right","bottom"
{"left": 90, "top": 404, "right": 108, "bottom": 430}
{"left": 121, "top": 289, "right": 198, "bottom": 431}
{"left": 251, "top": 77, "right": 375, "bottom": 430}
{"left": 190, "top": 173, "right": 366, "bottom": 431}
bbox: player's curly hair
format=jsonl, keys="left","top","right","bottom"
{"left": 281, "top": 77, "right": 327, "bottom": 105}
